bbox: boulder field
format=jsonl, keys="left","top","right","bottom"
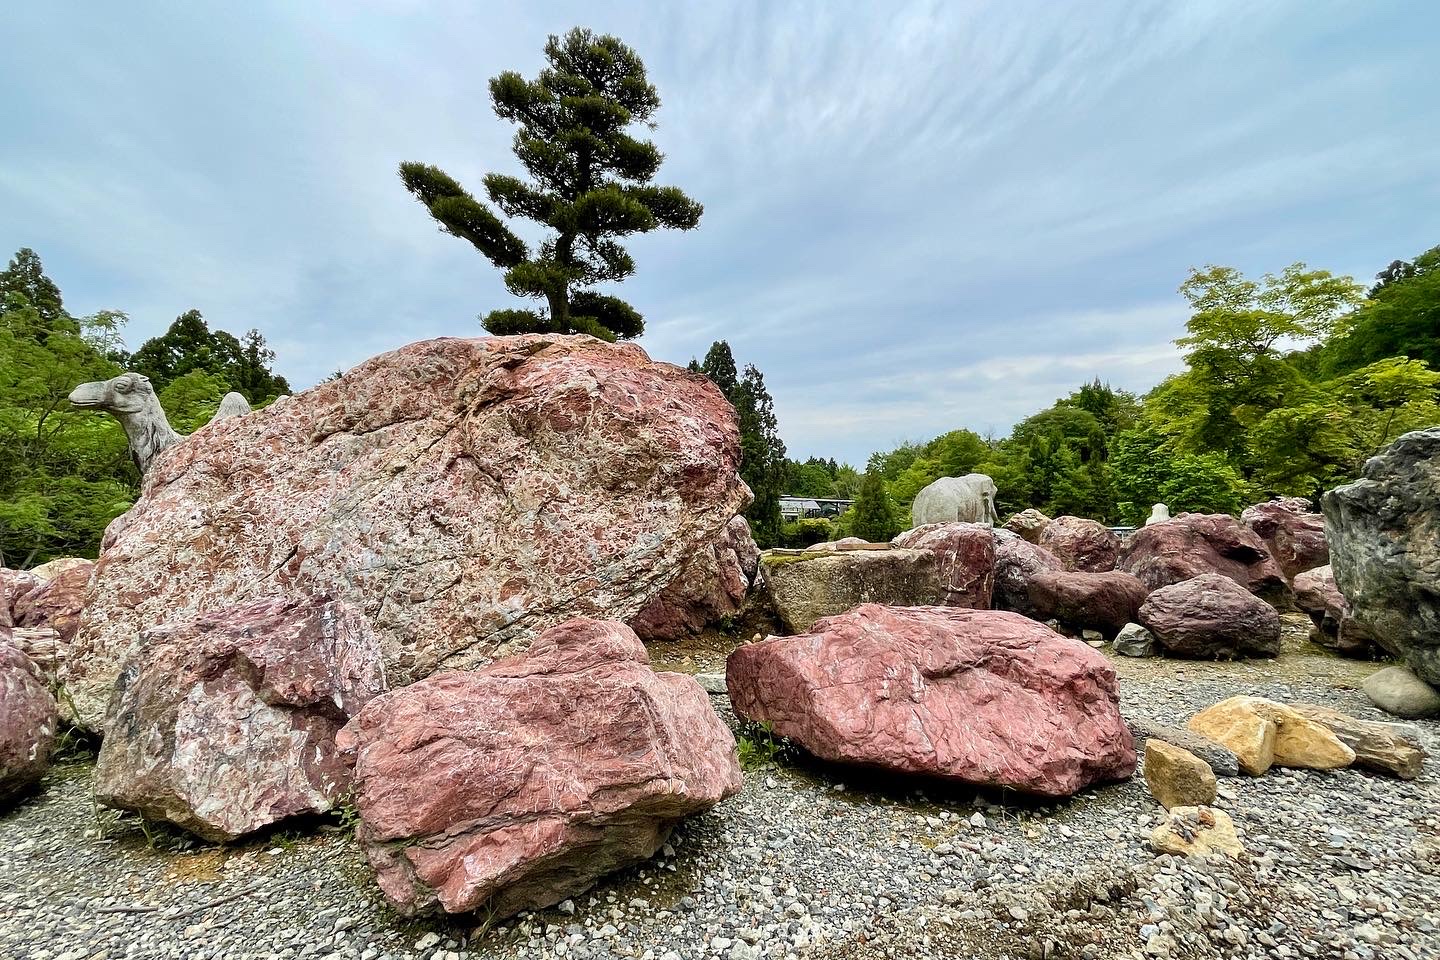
{"left": 1117, "top": 513, "right": 1290, "bottom": 608}
{"left": 338, "top": 619, "right": 740, "bottom": 918}
{"left": 62, "top": 335, "right": 749, "bottom": 730}
{"left": 725, "top": 604, "right": 1136, "bottom": 798}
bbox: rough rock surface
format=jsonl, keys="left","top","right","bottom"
{"left": 339, "top": 618, "right": 740, "bottom": 918}
{"left": 1188, "top": 697, "right": 1355, "bottom": 776}
{"left": 1241, "top": 498, "right": 1328, "bottom": 580}
{"left": 1002, "top": 508, "right": 1052, "bottom": 543}
{"left": 726, "top": 604, "right": 1136, "bottom": 798}
{"left": 1143, "top": 740, "right": 1217, "bottom": 810}
{"left": 1150, "top": 806, "right": 1244, "bottom": 858}
{"left": 63, "top": 335, "right": 748, "bottom": 730}
{"left": 1118, "top": 513, "right": 1291, "bottom": 607}
{"left": 1323, "top": 426, "right": 1440, "bottom": 687}
{"left": 27, "top": 557, "right": 93, "bottom": 583}
{"left": 1025, "top": 570, "right": 1148, "bottom": 638}
{"left": 0, "top": 641, "right": 58, "bottom": 802}
{"left": 1125, "top": 718, "right": 1240, "bottom": 778}
{"left": 1290, "top": 564, "right": 1363, "bottom": 654}
{"left": 1037, "top": 516, "right": 1120, "bottom": 573}
{"left": 629, "top": 516, "right": 760, "bottom": 642}
{"left": 1139, "top": 574, "right": 1282, "bottom": 659}
{"left": 992, "top": 530, "right": 1065, "bottom": 618}
{"left": 1362, "top": 665, "right": 1440, "bottom": 720}
{"left": 13, "top": 560, "right": 92, "bottom": 644}
{"left": 93, "top": 595, "right": 387, "bottom": 841}
{"left": 1286, "top": 703, "right": 1424, "bottom": 779}
{"left": 762, "top": 544, "right": 988, "bottom": 634}
{"left": 1113, "top": 623, "right": 1156, "bottom": 658}
{"left": 890, "top": 522, "right": 995, "bottom": 608}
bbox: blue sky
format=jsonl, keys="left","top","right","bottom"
{"left": 4, "top": 1, "right": 1437, "bottom": 464}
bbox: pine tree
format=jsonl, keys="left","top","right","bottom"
{"left": 734, "top": 364, "right": 787, "bottom": 546}
{"left": 0, "top": 248, "right": 69, "bottom": 338}
{"left": 698, "top": 340, "right": 739, "bottom": 397}
{"left": 850, "top": 470, "right": 900, "bottom": 543}
{"left": 400, "top": 28, "right": 702, "bottom": 341}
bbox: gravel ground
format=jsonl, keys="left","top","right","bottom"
{"left": 2, "top": 644, "right": 1437, "bottom": 960}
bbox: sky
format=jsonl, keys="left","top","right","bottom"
{"left": 4, "top": 1, "right": 1438, "bottom": 465}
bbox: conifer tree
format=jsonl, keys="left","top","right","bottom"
{"left": 850, "top": 470, "right": 900, "bottom": 543}
{"left": 400, "top": 28, "right": 702, "bottom": 341}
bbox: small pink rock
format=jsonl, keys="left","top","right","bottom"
{"left": 891, "top": 522, "right": 996, "bottom": 608}
{"left": 12, "top": 560, "right": 92, "bottom": 643}
{"left": 726, "top": 604, "right": 1136, "bottom": 797}
{"left": 340, "top": 618, "right": 741, "bottom": 918}
{"left": 630, "top": 515, "right": 760, "bottom": 641}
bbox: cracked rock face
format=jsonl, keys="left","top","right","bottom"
{"left": 63, "top": 335, "right": 747, "bottom": 729}
{"left": 1323, "top": 427, "right": 1440, "bottom": 688}
{"left": 726, "top": 604, "right": 1136, "bottom": 798}
{"left": 0, "top": 641, "right": 58, "bottom": 803}
{"left": 339, "top": 618, "right": 741, "bottom": 918}
{"left": 93, "top": 594, "right": 386, "bottom": 841}
{"left": 629, "top": 515, "right": 760, "bottom": 642}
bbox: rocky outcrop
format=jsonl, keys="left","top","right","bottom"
{"left": 13, "top": 559, "right": 92, "bottom": 645}
{"left": 64, "top": 335, "right": 748, "bottom": 730}
{"left": 992, "top": 531, "right": 1064, "bottom": 618}
{"left": 891, "top": 522, "right": 996, "bottom": 608}
{"left": 1025, "top": 570, "right": 1148, "bottom": 639}
{"left": 1362, "top": 666, "right": 1440, "bottom": 720}
{"left": 1002, "top": 508, "right": 1052, "bottom": 544}
{"left": 1187, "top": 697, "right": 1354, "bottom": 776}
{"left": 1118, "top": 513, "right": 1290, "bottom": 607}
{"left": 1037, "top": 517, "right": 1121, "bottom": 573}
{"left": 762, "top": 536, "right": 993, "bottom": 634}
{"left": 1144, "top": 740, "right": 1216, "bottom": 810}
{"left": 93, "top": 595, "right": 386, "bottom": 841}
{"left": 629, "top": 516, "right": 760, "bottom": 641}
{"left": 726, "top": 604, "right": 1136, "bottom": 798}
{"left": 339, "top": 619, "right": 740, "bottom": 918}
{"left": 1241, "top": 498, "right": 1327, "bottom": 580}
{"left": 0, "top": 642, "right": 58, "bottom": 803}
{"left": 1323, "top": 427, "right": 1440, "bottom": 687}
{"left": 1139, "top": 574, "right": 1281, "bottom": 660}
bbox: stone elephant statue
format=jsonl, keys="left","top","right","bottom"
{"left": 911, "top": 474, "right": 999, "bottom": 527}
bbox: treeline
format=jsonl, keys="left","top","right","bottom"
{"left": 844, "top": 246, "right": 1440, "bottom": 541}
{"left": 0, "top": 248, "right": 291, "bottom": 565}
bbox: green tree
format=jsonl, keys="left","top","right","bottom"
{"left": 0, "top": 248, "right": 67, "bottom": 337}
{"left": 130, "top": 311, "right": 289, "bottom": 403}
{"left": 400, "top": 28, "right": 702, "bottom": 341}
{"left": 734, "top": 364, "right": 787, "bottom": 547}
{"left": 1108, "top": 429, "right": 1249, "bottom": 523}
{"left": 1321, "top": 244, "right": 1440, "bottom": 376}
{"left": 849, "top": 470, "right": 900, "bottom": 542}
{"left": 695, "top": 340, "right": 739, "bottom": 397}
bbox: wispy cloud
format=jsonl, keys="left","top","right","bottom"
{"left": 3, "top": 0, "right": 1437, "bottom": 463}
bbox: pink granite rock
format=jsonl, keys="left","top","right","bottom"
{"left": 1138, "top": 573, "right": 1282, "bottom": 659}
{"left": 65, "top": 335, "right": 747, "bottom": 730}
{"left": 339, "top": 618, "right": 740, "bottom": 918}
{"left": 14, "top": 560, "right": 92, "bottom": 645}
{"left": 891, "top": 522, "right": 996, "bottom": 608}
{"left": 1038, "top": 516, "right": 1121, "bottom": 573}
{"left": 0, "top": 641, "right": 58, "bottom": 803}
{"left": 1118, "top": 513, "right": 1291, "bottom": 607}
{"left": 1241, "top": 498, "right": 1328, "bottom": 580}
{"left": 93, "top": 595, "right": 386, "bottom": 841}
{"left": 992, "top": 531, "right": 1065, "bottom": 618}
{"left": 629, "top": 516, "right": 760, "bottom": 641}
{"left": 0, "top": 569, "right": 42, "bottom": 625}
{"left": 726, "top": 604, "right": 1136, "bottom": 797}
{"left": 1026, "top": 570, "right": 1149, "bottom": 638}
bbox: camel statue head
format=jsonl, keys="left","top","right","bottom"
{"left": 70, "top": 372, "right": 181, "bottom": 473}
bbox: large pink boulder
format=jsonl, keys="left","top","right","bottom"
{"left": 1241, "top": 498, "right": 1328, "bottom": 580}
{"left": 629, "top": 515, "right": 760, "bottom": 641}
{"left": 0, "top": 641, "right": 58, "bottom": 803}
{"left": 1118, "top": 513, "right": 1291, "bottom": 607}
{"left": 725, "top": 604, "right": 1136, "bottom": 797}
{"left": 891, "top": 522, "right": 996, "bottom": 608}
{"left": 1038, "top": 516, "right": 1120, "bottom": 572}
{"left": 13, "top": 560, "right": 92, "bottom": 645}
{"left": 64, "top": 335, "right": 747, "bottom": 730}
{"left": 1138, "top": 574, "right": 1281, "bottom": 660}
{"left": 992, "top": 530, "right": 1065, "bottom": 618}
{"left": 1026, "top": 570, "right": 1149, "bottom": 638}
{"left": 93, "top": 595, "right": 387, "bottom": 841}
{"left": 339, "top": 618, "right": 740, "bottom": 917}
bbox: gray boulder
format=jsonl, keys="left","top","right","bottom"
{"left": 1113, "top": 622, "right": 1156, "bottom": 658}
{"left": 1322, "top": 427, "right": 1440, "bottom": 687}
{"left": 1362, "top": 665, "right": 1440, "bottom": 720}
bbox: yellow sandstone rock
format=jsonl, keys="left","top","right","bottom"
{"left": 1144, "top": 740, "right": 1218, "bottom": 809}
{"left": 1188, "top": 696, "right": 1355, "bottom": 774}
{"left": 1150, "top": 806, "right": 1244, "bottom": 858}
{"left": 1187, "top": 700, "right": 1277, "bottom": 776}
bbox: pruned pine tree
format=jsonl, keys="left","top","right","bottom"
{"left": 400, "top": 28, "right": 702, "bottom": 341}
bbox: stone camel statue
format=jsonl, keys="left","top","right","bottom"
{"left": 910, "top": 473, "right": 1000, "bottom": 527}
{"left": 69, "top": 372, "right": 252, "bottom": 473}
